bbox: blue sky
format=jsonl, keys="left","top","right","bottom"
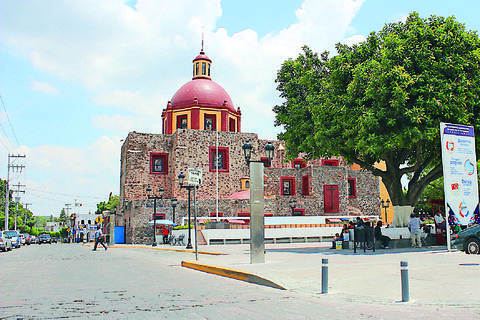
{"left": 1, "top": 0, "right": 479, "bottom": 217}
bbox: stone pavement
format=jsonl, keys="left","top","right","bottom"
{"left": 99, "top": 242, "right": 480, "bottom": 310}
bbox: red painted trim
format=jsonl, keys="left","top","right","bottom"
{"left": 348, "top": 178, "right": 357, "bottom": 198}
{"left": 292, "top": 208, "right": 305, "bottom": 216}
{"left": 191, "top": 108, "right": 200, "bottom": 129}
{"left": 321, "top": 159, "right": 339, "bottom": 166}
{"left": 221, "top": 110, "right": 228, "bottom": 131}
{"left": 208, "top": 146, "right": 229, "bottom": 173}
{"left": 280, "top": 176, "right": 296, "bottom": 195}
{"left": 237, "top": 212, "right": 250, "bottom": 217}
{"left": 150, "top": 153, "right": 169, "bottom": 175}
{"left": 302, "top": 176, "right": 310, "bottom": 195}
{"left": 209, "top": 212, "right": 223, "bottom": 217}
{"left": 292, "top": 158, "right": 306, "bottom": 168}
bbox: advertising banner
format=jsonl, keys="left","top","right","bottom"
{"left": 440, "top": 123, "right": 479, "bottom": 226}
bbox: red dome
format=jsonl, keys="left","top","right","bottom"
{"left": 170, "top": 78, "right": 235, "bottom": 112}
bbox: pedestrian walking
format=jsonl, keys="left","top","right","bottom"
{"left": 162, "top": 227, "right": 169, "bottom": 244}
{"left": 407, "top": 213, "right": 422, "bottom": 248}
{"left": 93, "top": 225, "right": 107, "bottom": 251}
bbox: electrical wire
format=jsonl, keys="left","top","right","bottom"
{"left": 0, "top": 94, "right": 21, "bottom": 146}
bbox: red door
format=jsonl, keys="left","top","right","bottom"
{"left": 324, "top": 185, "right": 339, "bottom": 213}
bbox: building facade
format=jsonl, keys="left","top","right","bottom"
{"left": 118, "top": 48, "right": 381, "bottom": 244}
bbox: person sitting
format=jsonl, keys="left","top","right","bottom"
{"left": 331, "top": 233, "right": 341, "bottom": 249}
{"left": 374, "top": 221, "right": 391, "bottom": 249}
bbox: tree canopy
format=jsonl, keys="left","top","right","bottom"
{"left": 274, "top": 12, "right": 480, "bottom": 208}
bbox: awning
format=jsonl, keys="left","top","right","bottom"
{"left": 226, "top": 219, "right": 245, "bottom": 224}
{"left": 149, "top": 219, "right": 175, "bottom": 226}
{"left": 326, "top": 218, "right": 342, "bottom": 223}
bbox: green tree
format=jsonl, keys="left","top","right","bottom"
{"left": 95, "top": 194, "right": 119, "bottom": 215}
{"left": 274, "top": 13, "right": 480, "bottom": 226}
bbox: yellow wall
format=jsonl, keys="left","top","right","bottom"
{"left": 376, "top": 161, "right": 394, "bottom": 225}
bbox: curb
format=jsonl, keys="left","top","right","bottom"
{"left": 181, "top": 260, "right": 286, "bottom": 290}
{"left": 82, "top": 243, "right": 225, "bottom": 255}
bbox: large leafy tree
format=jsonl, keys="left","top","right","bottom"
{"left": 274, "top": 13, "right": 480, "bottom": 226}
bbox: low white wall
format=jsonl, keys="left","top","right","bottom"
{"left": 201, "top": 227, "right": 343, "bottom": 243}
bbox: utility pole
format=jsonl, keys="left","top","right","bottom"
{"left": 4, "top": 154, "right": 26, "bottom": 231}
{"left": 23, "top": 203, "right": 32, "bottom": 227}
{"left": 11, "top": 182, "right": 25, "bottom": 231}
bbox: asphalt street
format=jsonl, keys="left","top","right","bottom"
{"left": 1, "top": 243, "right": 479, "bottom": 319}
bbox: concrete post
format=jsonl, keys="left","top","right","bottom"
{"left": 321, "top": 258, "right": 329, "bottom": 294}
{"left": 401, "top": 260, "right": 409, "bottom": 302}
{"left": 250, "top": 162, "right": 265, "bottom": 264}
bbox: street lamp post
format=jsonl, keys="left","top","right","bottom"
{"left": 146, "top": 186, "right": 164, "bottom": 247}
{"left": 381, "top": 199, "right": 390, "bottom": 223}
{"left": 170, "top": 198, "right": 178, "bottom": 225}
{"left": 241, "top": 141, "right": 274, "bottom": 264}
{"left": 178, "top": 173, "right": 194, "bottom": 249}
{"left": 289, "top": 199, "right": 297, "bottom": 216}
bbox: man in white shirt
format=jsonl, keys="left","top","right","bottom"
{"left": 407, "top": 213, "right": 423, "bottom": 248}
{"left": 434, "top": 212, "right": 446, "bottom": 229}
{"left": 93, "top": 226, "right": 107, "bottom": 251}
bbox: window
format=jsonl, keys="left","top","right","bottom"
{"left": 202, "top": 62, "right": 206, "bottom": 75}
{"left": 208, "top": 64, "right": 211, "bottom": 76}
{"left": 195, "top": 62, "right": 199, "bottom": 76}
{"left": 229, "top": 118, "right": 236, "bottom": 132}
{"left": 302, "top": 176, "right": 310, "bottom": 195}
{"left": 260, "top": 157, "right": 271, "bottom": 168}
{"left": 348, "top": 178, "right": 357, "bottom": 198}
{"left": 292, "top": 158, "right": 306, "bottom": 168}
{"left": 281, "top": 177, "right": 295, "bottom": 196}
{"left": 245, "top": 180, "right": 250, "bottom": 189}
{"left": 292, "top": 208, "right": 305, "bottom": 216}
{"left": 150, "top": 153, "right": 168, "bottom": 174}
{"left": 204, "top": 115, "right": 216, "bottom": 130}
{"left": 324, "top": 185, "right": 339, "bottom": 213}
{"left": 177, "top": 115, "right": 187, "bottom": 129}
{"left": 209, "top": 146, "right": 229, "bottom": 172}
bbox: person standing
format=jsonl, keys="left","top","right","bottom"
{"left": 162, "top": 227, "right": 169, "bottom": 244}
{"left": 93, "top": 225, "right": 107, "bottom": 251}
{"left": 407, "top": 213, "right": 423, "bottom": 248}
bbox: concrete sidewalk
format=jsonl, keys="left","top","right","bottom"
{"left": 176, "top": 242, "right": 480, "bottom": 309}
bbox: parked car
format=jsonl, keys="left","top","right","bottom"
{"left": 4, "top": 230, "right": 21, "bottom": 248}
{"left": 51, "top": 236, "right": 58, "bottom": 243}
{"left": 30, "top": 235, "right": 38, "bottom": 244}
{"left": 0, "top": 231, "right": 13, "bottom": 252}
{"left": 38, "top": 234, "right": 52, "bottom": 244}
{"left": 453, "top": 224, "right": 480, "bottom": 254}
{"left": 22, "top": 233, "right": 31, "bottom": 245}
{"left": 18, "top": 233, "right": 26, "bottom": 245}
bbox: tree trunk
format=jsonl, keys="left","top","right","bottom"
{"left": 391, "top": 206, "right": 413, "bottom": 227}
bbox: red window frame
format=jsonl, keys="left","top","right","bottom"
{"left": 204, "top": 114, "right": 216, "bottom": 130}
{"left": 280, "top": 177, "right": 295, "bottom": 196}
{"left": 209, "top": 146, "right": 229, "bottom": 172}
{"left": 292, "top": 158, "right": 306, "bottom": 168}
{"left": 177, "top": 115, "right": 188, "bottom": 129}
{"left": 209, "top": 212, "right": 224, "bottom": 217}
{"left": 150, "top": 153, "right": 168, "bottom": 175}
{"left": 348, "top": 178, "right": 357, "bottom": 198}
{"left": 229, "top": 118, "right": 236, "bottom": 132}
{"left": 260, "top": 157, "right": 272, "bottom": 168}
{"left": 292, "top": 208, "right": 305, "bottom": 216}
{"left": 302, "top": 176, "right": 310, "bottom": 195}
{"left": 324, "top": 185, "right": 339, "bottom": 213}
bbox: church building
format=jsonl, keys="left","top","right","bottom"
{"left": 118, "top": 47, "right": 381, "bottom": 244}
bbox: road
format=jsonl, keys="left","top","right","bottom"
{"left": 1, "top": 244, "right": 478, "bottom": 319}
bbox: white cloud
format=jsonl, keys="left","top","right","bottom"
{"left": 0, "top": 0, "right": 368, "bottom": 214}
{"left": 29, "top": 80, "right": 59, "bottom": 95}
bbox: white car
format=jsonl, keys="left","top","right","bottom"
{"left": 4, "top": 230, "right": 21, "bottom": 248}
{"left": 0, "top": 231, "right": 13, "bottom": 252}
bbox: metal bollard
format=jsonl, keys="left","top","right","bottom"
{"left": 400, "top": 260, "right": 409, "bottom": 302}
{"left": 321, "top": 258, "right": 328, "bottom": 294}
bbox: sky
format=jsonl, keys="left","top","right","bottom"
{"left": 1, "top": 0, "right": 479, "bottom": 217}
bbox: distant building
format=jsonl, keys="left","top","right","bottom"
{"left": 118, "top": 47, "right": 381, "bottom": 244}
{"left": 45, "top": 221, "right": 60, "bottom": 232}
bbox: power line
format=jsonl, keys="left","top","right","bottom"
{"left": 27, "top": 187, "right": 106, "bottom": 200}
{"left": 0, "top": 94, "right": 21, "bottom": 146}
